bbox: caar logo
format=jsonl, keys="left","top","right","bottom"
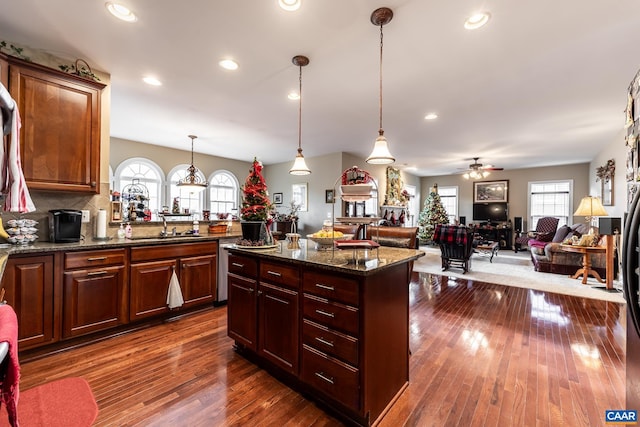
{"left": 606, "top": 410, "right": 638, "bottom": 424}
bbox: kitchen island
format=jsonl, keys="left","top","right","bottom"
{"left": 226, "top": 239, "right": 424, "bottom": 426}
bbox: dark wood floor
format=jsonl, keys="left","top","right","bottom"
{"left": 17, "top": 272, "right": 625, "bottom": 426}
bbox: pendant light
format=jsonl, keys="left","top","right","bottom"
{"left": 366, "top": 7, "right": 395, "bottom": 165}
{"left": 177, "top": 135, "right": 208, "bottom": 192}
{"left": 289, "top": 55, "right": 311, "bottom": 175}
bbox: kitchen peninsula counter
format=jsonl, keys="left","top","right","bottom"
{"left": 226, "top": 239, "right": 424, "bottom": 426}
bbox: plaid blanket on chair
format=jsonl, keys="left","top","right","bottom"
{"left": 433, "top": 225, "right": 470, "bottom": 246}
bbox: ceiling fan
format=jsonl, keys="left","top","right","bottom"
{"left": 460, "top": 157, "right": 503, "bottom": 179}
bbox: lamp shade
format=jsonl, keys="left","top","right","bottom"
{"left": 366, "top": 134, "right": 395, "bottom": 164}
{"left": 573, "top": 196, "right": 608, "bottom": 217}
{"left": 289, "top": 149, "right": 311, "bottom": 175}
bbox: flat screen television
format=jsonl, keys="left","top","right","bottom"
{"left": 473, "top": 202, "right": 508, "bottom": 222}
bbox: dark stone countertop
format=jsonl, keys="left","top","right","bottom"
{"left": 226, "top": 239, "right": 424, "bottom": 276}
{"left": 2, "top": 232, "right": 243, "bottom": 255}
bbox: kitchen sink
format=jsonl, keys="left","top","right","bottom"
{"left": 125, "top": 234, "right": 202, "bottom": 241}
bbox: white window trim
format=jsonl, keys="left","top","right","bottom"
{"left": 527, "top": 179, "right": 574, "bottom": 228}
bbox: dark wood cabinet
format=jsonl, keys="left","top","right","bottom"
{"left": 6, "top": 55, "right": 105, "bottom": 193}
{"left": 130, "top": 242, "right": 218, "bottom": 321}
{"left": 1, "top": 254, "right": 57, "bottom": 350}
{"left": 473, "top": 225, "right": 513, "bottom": 249}
{"left": 179, "top": 254, "right": 216, "bottom": 308}
{"left": 227, "top": 249, "right": 413, "bottom": 426}
{"left": 62, "top": 249, "right": 127, "bottom": 338}
{"left": 258, "top": 262, "right": 299, "bottom": 374}
{"left": 130, "top": 259, "right": 175, "bottom": 320}
{"left": 227, "top": 254, "right": 299, "bottom": 374}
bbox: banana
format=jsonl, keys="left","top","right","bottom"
{"left": 0, "top": 218, "right": 9, "bottom": 240}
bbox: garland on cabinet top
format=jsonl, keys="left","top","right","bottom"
{"left": 240, "top": 158, "right": 273, "bottom": 222}
{"left": 383, "top": 166, "right": 411, "bottom": 207}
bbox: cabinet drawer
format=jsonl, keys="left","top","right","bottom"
{"left": 303, "top": 319, "right": 358, "bottom": 366}
{"left": 303, "top": 270, "right": 359, "bottom": 306}
{"left": 303, "top": 294, "right": 358, "bottom": 335}
{"left": 260, "top": 261, "right": 299, "bottom": 289}
{"left": 302, "top": 345, "right": 360, "bottom": 412}
{"left": 228, "top": 254, "right": 258, "bottom": 279}
{"left": 130, "top": 241, "right": 217, "bottom": 262}
{"left": 65, "top": 248, "right": 126, "bottom": 269}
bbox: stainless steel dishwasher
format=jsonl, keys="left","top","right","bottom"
{"left": 216, "top": 238, "right": 236, "bottom": 304}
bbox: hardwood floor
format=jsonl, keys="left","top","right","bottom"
{"left": 16, "top": 272, "right": 625, "bottom": 426}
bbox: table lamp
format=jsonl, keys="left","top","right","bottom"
{"left": 573, "top": 196, "right": 608, "bottom": 235}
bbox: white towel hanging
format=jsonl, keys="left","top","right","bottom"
{"left": 166, "top": 270, "right": 184, "bottom": 309}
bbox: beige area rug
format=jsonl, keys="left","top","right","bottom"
{"left": 414, "top": 245, "right": 626, "bottom": 304}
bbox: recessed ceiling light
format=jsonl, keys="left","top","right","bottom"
{"left": 105, "top": 2, "right": 137, "bottom": 22}
{"left": 143, "top": 76, "right": 162, "bottom": 86}
{"left": 464, "top": 12, "right": 490, "bottom": 30}
{"left": 424, "top": 113, "right": 438, "bottom": 120}
{"left": 219, "top": 59, "right": 239, "bottom": 71}
{"left": 288, "top": 92, "right": 300, "bottom": 100}
{"left": 279, "top": 0, "right": 301, "bottom": 12}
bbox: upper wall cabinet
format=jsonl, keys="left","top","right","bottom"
{"left": 5, "top": 54, "right": 105, "bottom": 193}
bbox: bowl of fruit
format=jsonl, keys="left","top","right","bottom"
{"left": 306, "top": 230, "right": 353, "bottom": 250}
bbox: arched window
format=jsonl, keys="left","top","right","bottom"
{"left": 168, "top": 165, "right": 206, "bottom": 216}
{"left": 114, "top": 158, "right": 164, "bottom": 219}
{"left": 209, "top": 170, "right": 239, "bottom": 216}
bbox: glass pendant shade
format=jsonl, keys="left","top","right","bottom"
{"left": 289, "top": 55, "right": 311, "bottom": 175}
{"left": 289, "top": 148, "right": 311, "bottom": 175}
{"left": 366, "top": 134, "right": 395, "bottom": 164}
{"left": 366, "top": 7, "right": 395, "bottom": 166}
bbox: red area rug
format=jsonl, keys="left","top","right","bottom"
{"left": 0, "top": 377, "right": 98, "bottom": 426}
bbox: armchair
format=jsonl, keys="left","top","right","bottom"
{"left": 433, "top": 225, "right": 474, "bottom": 273}
{"left": 514, "top": 217, "right": 559, "bottom": 252}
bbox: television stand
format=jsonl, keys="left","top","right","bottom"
{"left": 473, "top": 223, "right": 513, "bottom": 250}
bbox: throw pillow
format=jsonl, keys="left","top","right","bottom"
{"left": 536, "top": 231, "right": 554, "bottom": 242}
{"left": 551, "top": 224, "right": 571, "bottom": 243}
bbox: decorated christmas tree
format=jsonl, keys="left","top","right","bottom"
{"left": 241, "top": 158, "right": 272, "bottom": 221}
{"left": 417, "top": 184, "right": 449, "bottom": 243}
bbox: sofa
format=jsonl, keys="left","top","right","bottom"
{"left": 529, "top": 223, "right": 609, "bottom": 277}
{"left": 333, "top": 224, "right": 419, "bottom": 249}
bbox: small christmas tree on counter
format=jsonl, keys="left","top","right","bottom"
{"left": 239, "top": 158, "right": 274, "bottom": 245}
{"left": 417, "top": 184, "right": 449, "bottom": 243}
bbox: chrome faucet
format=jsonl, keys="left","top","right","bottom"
{"left": 160, "top": 214, "right": 168, "bottom": 237}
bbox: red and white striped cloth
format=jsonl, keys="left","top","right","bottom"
{"left": 0, "top": 83, "right": 35, "bottom": 213}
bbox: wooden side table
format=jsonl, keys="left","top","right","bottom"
{"left": 560, "top": 244, "right": 606, "bottom": 285}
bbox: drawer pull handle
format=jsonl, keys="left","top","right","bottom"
{"left": 87, "top": 257, "right": 107, "bottom": 261}
{"left": 87, "top": 270, "right": 108, "bottom": 276}
{"left": 315, "top": 309, "right": 335, "bottom": 318}
{"left": 315, "top": 336, "right": 334, "bottom": 347}
{"left": 267, "top": 270, "right": 282, "bottom": 277}
{"left": 231, "top": 263, "right": 245, "bottom": 268}
{"left": 315, "top": 372, "right": 334, "bottom": 385}
{"left": 315, "top": 283, "right": 335, "bottom": 291}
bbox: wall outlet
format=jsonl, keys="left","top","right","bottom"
{"left": 81, "top": 210, "right": 90, "bottom": 223}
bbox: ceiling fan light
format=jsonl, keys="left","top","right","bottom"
{"left": 463, "top": 173, "right": 470, "bottom": 179}
{"left": 482, "top": 170, "right": 490, "bottom": 178}
{"left": 289, "top": 149, "right": 311, "bottom": 175}
{"left": 366, "top": 134, "right": 395, "bottom": 165}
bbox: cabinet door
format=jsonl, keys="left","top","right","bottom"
{"left": 130, "top": 259, "right": 175, "bottom": 320}
{"left": 179, "top": 254, "right": 216, "bottom": 307}
{"left": 227, "top": 273, "right": 257, "bottom": 351}
{"left": 1, "top": 255, "right": 56, "bottom": 349}
{"left": 258, "top": 282, "right": 299, "bottom": 374}
{"left": 8, "top": 58, "right": 104, "bottom": 193}
{"left": 62, "top": 265, "right": 127, "bottom": 338}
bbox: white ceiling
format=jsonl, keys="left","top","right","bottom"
{"left": 1, "top": 0, "right": 639, "bottom": 177}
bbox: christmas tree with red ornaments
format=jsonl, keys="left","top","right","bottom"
{"left": 240, "top": 158, "right": 273, "bottom": 222}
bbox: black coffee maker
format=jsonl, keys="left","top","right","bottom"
{"left": 48, "top": 209, "right": 82, "bottom": 243}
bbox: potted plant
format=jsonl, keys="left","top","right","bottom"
{"left": 239, "top": 158, "right": 273, "bottom": 244}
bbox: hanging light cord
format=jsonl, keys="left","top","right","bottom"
{"left": 298, "top": 64, "right": 303, "bottom": 152}
{"left": 378, "top": 22, "right": 384, "bottom": 136}
{"left": 190, "top": 136, "right": 195, "bottom": 167}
